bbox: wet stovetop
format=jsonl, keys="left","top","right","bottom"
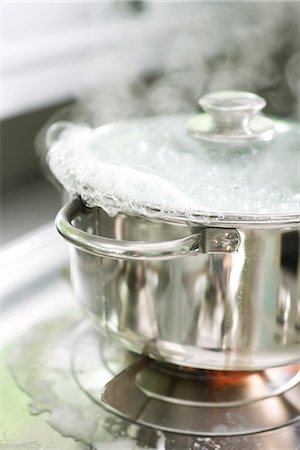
{"left": 2, "top": 226, "right": 300, "bottom": 450}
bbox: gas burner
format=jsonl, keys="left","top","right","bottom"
{"left": 71, "top": 326, "right": 300, "bottom": 437}
{"left": 132, "top": 360, "right": 300, "bottom": 407}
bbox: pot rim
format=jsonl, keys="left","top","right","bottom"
{"left": 79, "top": 194, "right": 300, "bottom": 229}
{"left": 125, "top": 202, "right": 300, "bottom": 228}
{"left": 56, "top": 198, "right": 242, "bottom": 261}
{"left": 47, "top": 112, "right": 300, "bottom": 227}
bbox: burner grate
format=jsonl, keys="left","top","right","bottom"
{"left": 71, "top": 327, "right": 300, "bottom": 436}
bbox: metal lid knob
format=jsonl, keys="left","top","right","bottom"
{"left": 187, "top": 91, "right": 275, "bottom": 142}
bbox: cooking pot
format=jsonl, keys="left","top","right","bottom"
{"left": 52, "top": 91, "right": 300, "bottom": 371}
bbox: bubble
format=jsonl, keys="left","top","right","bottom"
{"left": 47, "top": 115, "right": 300, "bottom": 222}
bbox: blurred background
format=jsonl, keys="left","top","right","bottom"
{"left": 1, "top": 1, "right": 300, "bottom": 245}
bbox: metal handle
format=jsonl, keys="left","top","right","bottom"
{"left": 56, "top": 199, "right": 240, "bottom": 261}
{"left": 187, "top": 91, "right": 274, "bottom": 142}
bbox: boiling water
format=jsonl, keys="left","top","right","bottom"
{"left": 47, "top": 115, "right": 300, "bottom": 221}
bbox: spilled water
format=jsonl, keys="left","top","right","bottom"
{"left": 8, "top": 314, "right": 299, "bottom": 449}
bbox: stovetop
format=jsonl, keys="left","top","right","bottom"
{"left": 71, "top": 322, "right": 300, "bottom": 437}
{"left": 2, "top": 225, "right": 300, "bottom": 450}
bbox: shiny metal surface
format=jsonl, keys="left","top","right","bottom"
{"left": 6, "top": 308, "right": 300, "bottom": 450}
{"left": 101, "top": 359, "right": 300, "bottom": 436}
{"left": 56, "top": 199, "right": 240, "bottom": 260}
{"left": 57, "top": 198, "right": 300, "bottom": 370}
{"left": 134, "top": 363, "right": 300, "bottom": 407}
{"left": 72, "top": 324, "right": 300, "bottom": 438}
{"left": 3, "top": 222, "right": 300, "bottom": 449}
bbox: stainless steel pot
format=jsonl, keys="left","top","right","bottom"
{"left": 53, "top": 91, "right": 300, "bottom": 371}
{"left": 56, "top": 197, "right": 300, "bottom": 370}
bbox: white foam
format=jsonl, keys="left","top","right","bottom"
{"left": 47, "top": 115, "right": 300, "bottom": 221}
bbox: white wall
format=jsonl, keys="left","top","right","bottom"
{"left": 2, "top": 2, "right": 143, "bottom": 118}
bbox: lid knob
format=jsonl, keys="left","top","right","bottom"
{"left": 187, "top": 91, "right": 274, "bottom": 142}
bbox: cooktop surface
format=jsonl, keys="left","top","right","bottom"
{"left": 2, "top": 225, "right": 300, "bottom": 450}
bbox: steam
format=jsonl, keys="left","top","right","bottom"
{"left": 67, "top": 2, "right": 300, "bottom": 126}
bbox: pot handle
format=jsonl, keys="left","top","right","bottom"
{"left": 56, "top": 199, "right": 240, "bottom": 261}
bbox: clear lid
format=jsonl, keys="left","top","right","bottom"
{"left": 47, "top": 91, "right": 300, "bottom": 226}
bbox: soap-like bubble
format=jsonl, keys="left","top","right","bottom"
{"left": 47, "top": 114, "right": 300, "bottom": 221}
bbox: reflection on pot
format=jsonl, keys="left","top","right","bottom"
{"left": 67, "top": 201, "right": 300, "bottom": 370}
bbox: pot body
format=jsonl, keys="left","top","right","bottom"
{"left": 66, "top": 202, "right": 300, "bottom": 371}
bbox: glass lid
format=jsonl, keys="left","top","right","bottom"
{"left": 47, "top": 91, "right": 300, "bottom": 226}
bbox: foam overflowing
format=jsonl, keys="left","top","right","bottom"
{"left": 47, "top": 115, "right": 300, "bottom": 221}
